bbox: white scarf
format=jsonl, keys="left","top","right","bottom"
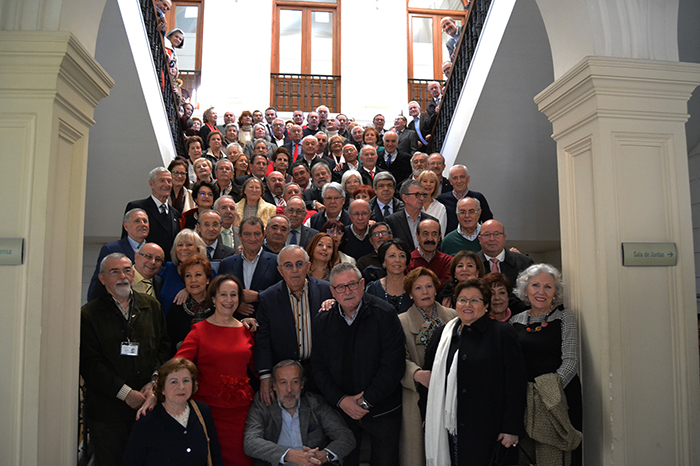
{"left": 425, "top": 317, "right": 461, "bottom": 466}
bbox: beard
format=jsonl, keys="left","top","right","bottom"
{"left": 113, "top": 280, "right": 132, "bottom": 299}
{"left": 279, "top": 393, "right": 300, "bottom": 410}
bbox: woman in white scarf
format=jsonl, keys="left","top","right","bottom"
{"left": 423, "top": 278, "right": 527, "bottom": 466}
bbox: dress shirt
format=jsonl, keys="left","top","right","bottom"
{"left": 339, "top": 301, "right": 362, "bottom": 326}
{"left": 483, "top": 249, "right": 507, "bottom": 273}
{"left": 287, "top": 228, "right": 300, "bottom": 245}
{"left": 221, "top": 227, "right": 235, "bottom": 247}
{"left": 458, "top": 223, "right": 481, "bottom": 242}
{"left": 384, "top": 150, "right": 397, "bottom": 165}
{"left": 405, "top": 211, "right": 421, "bottom": 249}
{"left": 151, "top": 195, "right": 168, "bottom": 214}
{"left": 376, "top": 200, "right": 392, "bottom": 217}
{"left": 349, "top": 225, "right": 369, "bottom": 241}
{"left": 277, "top": 401, "right": 338, "bottom": 465}
{"left": 131, "top": 269, "right": 154, "bottom": 296}
{"left": 288, "top": 282, "right": 312, "bottom": 360}
{"left": 242, "top": 247, "right": 263, "bottom": 289}
{"left": 346, "top": 161, "right": 360, "bottom": 171}
{"left": 126, "top": 236, "right": 145, "bottom": 253}
{"left": 274, "top": 136, "right": 285, "bottom": 147}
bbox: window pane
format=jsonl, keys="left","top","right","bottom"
{"left": 279, "top": 10, "right": 302, "bottom": 74}
{"left": 412, "top": 16, "right": 433, "bottom": 79}
{"left": 408, "top": 0, "right": 464, "bottom": 9}
{"left": 441, "top": 18, "right": 462, "bottom": 63}
{"left": 174, "top": 5, "right": 198, "bottom": 70}
{"left": 310, "top": 11, "right": 333, "bottom": 75}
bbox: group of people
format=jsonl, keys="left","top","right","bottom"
{"left": 80, "top": 99, "right": 582, "bottom": 466}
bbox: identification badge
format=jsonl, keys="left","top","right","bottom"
{"left": 121, "top": 342, "right": 139, "bottom": 356}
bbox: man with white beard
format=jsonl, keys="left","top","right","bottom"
{"left": 80, "top": 253, "right": 170, "bottom": 466}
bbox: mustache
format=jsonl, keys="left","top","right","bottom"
{"left": 423, "top": 240, "right": 437, "bottom": 246}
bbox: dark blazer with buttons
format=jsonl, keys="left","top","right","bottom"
{"left": 288, "top": 225, "right": 320, "bottom": 249}
{"left": 218, "top": 250, "right": 282, "bottom": 318}
{"left": 123, "top": 197, "right": 181, "bottom": 262}
{"left": 377, "top": 150, "right": 412, "bottom": 186}
{"left": 396, "top": 128, "right": 419, "bottom": 154}
{"left": 384, "top": 210, "right": 438, "bottom": 250}
{"left": 210, "top": 241, "right": 237, "bottom": 260}
{"left": 255, "top": 276, "right": 333, "bottom": 374}
{"left": 368, "top": 197, "right": 404, "bottom": 222}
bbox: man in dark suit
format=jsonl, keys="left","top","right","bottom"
{"left": 307, "top": 182, "right": 351, "bottom": 231}
{"left": 283, "top": 125, "right": 304, "bottom": 164}
{"left": 244, "top": 360, "right": 355, "bottom": 466}
{"left": 263, "top": 171, "right": 286, "bottom": 207}
{"left": 426, "top": 81, "right": 442, "bottom": 119}
{"left": 218, "top": 217, "right": 282, "bottom": 318}
{"left": 262, "top": 215, "right": 290, "bottom": 254}
{"left": 377, "top": 131, "right": 412, "bottom": 185}
{"left": 255, "top": 245, "right": 333, "bottom": 404}
{"left": 285, "top": 197, "right": 319, "bottom": 249}
{"left": 197, "top": 210, "right": 236, "bottom": 261}
{"left": 235, "top": 153, "right": 269, "bottom": 186}
{"left": 369, "top": 172, "right": 404, "bottom": 221}
{"left": 394, "top": 115, "right": 419, "bottom": 154}
{"left": 441, "top": 17, "right": 462, "bottom": 60}
{"left": 427, "top": 153, "right": 452, "bottom": 196}
{"left": 477, "top": 219, "right": 534, "bottom": 313}
{"left": 341, "top": 199, "right": 374, "bottom": 261}
{"left": 358, "top": 145, "right": 387, "bottom": 187}
{"left": 437, "top": 164, "right": 493, "bottom": 233}
{"left": 385, "top": 180, "right": 438, "bottom": 250}
{"left": 407, "top": 101, "right": 434, "bottom": 151}
{"left": 87, "top": 208, "right": 149, "bottom": 301}
{"left": 302, "top": 161, "right": 332, "bottom": 211}
{"left": 123, "top": 167, "right": 181, "bottom": 262}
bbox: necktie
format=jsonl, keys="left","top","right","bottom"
{"left": 221, "top": 229, "right": 233, "bottom": 247}
{"left": 290, "top": 229, "right": 298, "bottom": 245}
{"left": 369, "top": 170, "right": 374, "bottom": 180}
{"left": 385, "top": 153, "right": 391, "bottom": 167}
{"left": 159, "top": 204, "right": 166, "bottom": 214}
{"left": 382, "top": 204, "right": 390, "bottom": 218}
{"left": 276, "top": 196, "right": 285, "bottom": 207}
{"left": 490, "top": 258, "right": 499, "bottom": 273}
{"left": 143, "top": 279, "right": 154, "bottom": 297}
{"left": 293, "top": 144, "right": 300, "bottom": 162}
{"left": 207, "top": 246, "right": 214, "bottom": 259}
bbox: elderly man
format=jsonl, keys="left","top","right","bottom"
{"left": 440, "top": 197, "right": 483, "bottom": 255}
{"left": 398, "top": 152, "right": 430, "bottom": 192}
{"left": 292, "top": 109, "right": 304, "bottom": 126}
{"left": 325, "top": 116, "right": 340, "bottom": 138}
{"left": 378, "top": 130, "right": 412, "bottom": 184}
{"left": 373, "top": 114, "right": 387, "bottom": 141}
{"left": 316, "top": 105, "right": 330, "bottom": 131}
{"left": 253, "top": 109, "right": 264, "bottom": 125}
{"left": 314, "top": 131, "right": 329, "bottom": 158}
{"left": 303, "top": 161, "right": 332, "bottom": 212}
{"left": 88, "top": 208, "right": 149, "bottom": 301}
{"left": 394, "top": 115, "right": 419, "bottom": 155}
{"left": 312, "top": 263, "right": 405, "bottom": 466}
{"left": 385, "top": 180, "right": 437, "bottom": 249}
{"left": 342, "top": 144, "right": 361, "bottom": 172}
{"left": 441, "top": 16, "right": 462, "bottom": 60}
{"left": 263, "top": 215, "right": 290, "bottom": 254}
{"left": 198, "top": 209, "right": 236, "bottom": 260}
{"left": 336, "top": 113, "right": 349, "bottom": 139}
{"left": 341, "top": 199, "right": 374, "bottom": 260}
{"left": 263, "top": 170, "right": 287, "bottom": 207}
{"left": 427, "top": 153, "right": 452, "bottom": 195}
{"left": 300, "top": 135, "right": 321, "bottom": 166}
{"left": 270, "top": 118, "right": 288, "bottom": 147}
{"left": 219, "top": 217, "right": 282, "bottom": 318}
{"left": 244, "top": 360, "right": 355, "bottom": 466}
{"left": 356, "top": 222, "right": 393, "bottom": 278}
{"left": 284, "top": 124, "right": 304, "bottom": 164}
{"left": 303, "top": 111, "right": 320, "bottom": 137}
{"left": 214, "top": 158, "right": 238, "bottom": 199}
{"left": 285, "top": 196, "right": 319, "bottom": 249}
{"left": 290, "top": 160, "right": 312, "bottom": 192}
{"left": 80, "top": 253, "right": 170, "bottom": 466}
{"left": 358, "top": 145, "right": 386, "bottom": 186}
{"left": 478, "top": 219, "right": 533, "bottom": 290}
{"left": 307, "top": 182, "right": 351, "bottom": 231}
{"left": 407, "top": 101, "right": 433, "bottom": 149}
{"left": 124, "top": 167, "right": 181, "bottom": 262}
{"left": 217, "top": 110, "right": 236, "bottom": 133}
{"left": 437, "top": 164, "right": 493, "bottom": 232}
{"left": 406, "top": 219, "right": 452, "bottom": 287}
{"left": 369, "top": 172, "right": 404, "bottom": 221}
{"left": 255, "top": 246, "right": 334, "bottom": 402}
{"left": 427, "top": 81, "right": 442, "bottom": 117}
{"left": 264, "top": 107, "right": 278, "bottom": 136}
{"left": 131, "top": 243, "right": 165, "bottom": 298}
{"left": 214, "top": 195, "right": 241, "bottom": 251}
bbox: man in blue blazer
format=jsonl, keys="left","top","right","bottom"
{"left": 255, "top": 245, "right": 333, "bottom": 405}
{"left": 87, "top": 208, "right": 150, "bottom": 301}
{"left": 218, "top": 217, "right": 282, "bottom": 319}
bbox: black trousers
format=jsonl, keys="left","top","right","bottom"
{"left": 86, "top": 417, "right": 134, "bottom": 466}
{"left": 341, "top": 410, "right": 401, "bottom": 466}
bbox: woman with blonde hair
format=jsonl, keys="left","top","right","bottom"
{"left": 417, "top": 169, "right": 447, "bottom": 238}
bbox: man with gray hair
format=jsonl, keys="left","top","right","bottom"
{"left": 263, "top": 214, "right": 291, "bottom": 254}
{"left": 123, "top": 167, "right": 181, "bottom": 262}
{"left": 80, "top": 252, "right": 170, "bottom": 466}
{"left": 303, "top": 160, "right": 332, "bottom": 211}
{"left": 440, "top": 196, "right": 483, "bottom": 255}
{"left": 306, "top": 182, "right": 351, "bottom": 231}
{"left": 369, "top": 172, "right": 404, "bottom": 221}
{"left": 214, "top": 195, "right": 241, "bottom": 251}
{"left": 312, "top": 263, "right": 405, "bottom": 466}
{"left": 436, "top": 163, "right": 493, "bottom": 232}
{"left": 385, "top": 180, "right": 438, "bottom": 249}
{"left": 285, "top": 196, "right": 319, "bottom": 249}
{"left": 255, "top": 245, "right": 334, "bottom": 405}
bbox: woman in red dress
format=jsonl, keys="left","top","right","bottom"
{"left": 175, "top": 274, "right": 255, "bottom": 466}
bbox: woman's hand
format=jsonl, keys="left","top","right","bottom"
{"left": 173, "top": 288, "right": 190, "bottom": 305}
{"left": 241, "top": 318, "right": 258, "bottom": 332}
{"left": 135, "top": 393, "right": 158, "bottom": 420}
{"left": 413, "top": 369, "right": 431, "bottom": 388}
{"left": 318, "top": 299, "right": 336, "bottom": 312}
{"left": 497, "top": 433, "right": 519, "bottom": 449}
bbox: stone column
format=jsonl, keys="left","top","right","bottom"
{"left": 0, "top": 31, "right": 113, "bottom": 465}
{"left": 535, "top": 56, "right": 700, "bottom": 465}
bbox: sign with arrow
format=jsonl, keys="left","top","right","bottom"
{"left": 622, "top": 242, "right": 677, "bottom": 267}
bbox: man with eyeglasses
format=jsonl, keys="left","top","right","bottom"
{"left": 385, "top": 180, "right": 438, "bottom": 249}
{"left": 80, "top": 252, "right": 170, "bottom": 466}
{"left": 285, "top": 196, "right": 319, "bottom": 249}
{"left": 88, "top": 208, "right": 150, "bottom": 301}
{"left": 271, "top": 118, "right": 288, "bottom": 147}
{"left": 373, "top": 114, "right": 387, "bottom": 144}
{"left": 197, "top": 209, "right": 236, "bottom": 261}
{"left": 341, "top": 199, "right": 374, "bottom": 260}
{"left": 255, "top": 245, "right": 334, "bottom": 406}
{"left": 312, "top": 263, "right": 405, "bottom": 466}
{"left": 219, "top": 217, "right": 282, "bottom": 318}
{"left": 437, "top": 164, "right": 493, "bottom": 232}
{"left": 478, "top": 219, "right": 533, "bottom": 313}
{"left": 306, "top": 182, "right": 351, "bottom": 232}
{"left": 131, "top": 243, "right": 165, "bottom": 299}
{"left": 356, "top": 222, "right": 393, "bottom": 281}
{"left": 440, "top": 197, "right": 483, "bottom": 255}
{"left": 407, "top": 218, "right": 452, "bottom": 287}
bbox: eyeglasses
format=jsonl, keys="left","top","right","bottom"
{"left": 326, "top": 230, "right": 342, "bottom": 236}
{"left": 479, "top": 232, "right": 504, "bottom": 239}
{"left": 106, "top": 267, "right": 133, "bottom": 277}
{"left": 198, "top": 192, "right": 214, "bottom": 197}
{"left": 138, "top": 252, "right": 164, "bottom": 263}
{"left": 456, "top": 298, "right": 483, "bottom": 306}
{"left": 172, "top": 171, "right": 187, "bottom": 177}
{"left": 332, "top": 280, "right": 361, "bottom": 293}
{"left": 351, "top": 211, "right": 370, "bottom": 217}
{"left": 405, "top": 192, "right": 428, "bottom": 199}
{"left": 286, "top": 208, "right": 305, "bottom": 215}
{"left": 281, "top": 260, "right": 307, "bottom": 270}
{"left": 372, "top": 231, "right": 389, "bottom": 237}
{"left": 241, "top": 231, "right": 263, "bottom": 238}
{"left": 458, "top": 209, "right": 479, "bottom": 216}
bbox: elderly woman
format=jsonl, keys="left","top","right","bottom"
{"left": 230, "top": 152, "right": 250, "bottom": 179}
{"left": 159, "top": 229, "right": 208, "bottom": 316}
{"left": 168, "top": 158, "right": 195, "bottom": 214}
{"left": 327, "top": 135, "right": 345, "bottom": 167}
{"left": 439, "top": 250, "right": 485, "bottom": 308}
{"left": 223, "top": 123, "right": 240, "bottom": 147}
{"left": 193, "top": 157, "right": 215, "bottom": 183}
{"left": 511, "top": 264, "right": 582, "bottom": 465}
{"left": 306, "top": 232, "right": 339, "bottom": 281}
{"left": 350, "top": 125, "right": 364, "bottom": 151}
{"left": 270, "top": 147, "right": 292, "bottom": 182}
{"left": 482, "top": 272, "right": 513, "bottom": 322}
{"left": 418, "top": 170, "right": 447, "bottom": 238}
{"left": 424, "top": 278, "right": 527, "bottom": 466}
{"left": 322, "top": 220, "right": 355, "bottom": 265}
{"left": 167, "top": 255, "right": 214, "bottom": 355}
{"left": 125, "top": 358, "right": 223, "bottom": 465}
{"left": 205, "top": 131, "right": 226, "bottom": 164}
{"left": 340, "top": 170, "right": 362, "bottom": 202}
{"left": 365, "top": 239, "right": 413, "bottom": 314}
{"left": 244, "top": 125, "right": 273, "bottom": 158}
{"left": 399, "top": 267, "right": 457, "bottom": 466}
{"left": 236, "top": 177, "right": 276, "bottom": 226}
{"left": 353, "top": 184, "right": 375, "bottom": 202}
{"left": 185, "top": 135, "right": 204, "bottom": 183}
{"left": 181, "top": 180, "right": 218, "bottom": 230}
{"left": 226, "top": 142, "right": 243, "bottom": 160}
{"left": 199, "top": 107, "right": 218, "bottom": 148}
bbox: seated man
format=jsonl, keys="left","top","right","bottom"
{"left": 244, "top": 360, "right": 356, "bottom": 466}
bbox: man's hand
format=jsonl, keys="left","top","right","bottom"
{"left": 314, "top": 201, "right": 325, "bottom": 211}
{"left": 260, "top": 378, "right": 275, "bottom": 406}
{"left": 242, "top": 289, "right": 258, "bottom": 303}
{"left": 284, "top": 448, "right": 322, "bottom": 466}
{"left": 497, "top": 433, "right": 519, "bottom": 449}
{"left": 237, "top": 302, "right": 255, "bottom": 316}
{"left": 241, "top": 318, "right": 258, "bottom": 332}
{"left": 318, "top": 299, "right": 336, "bottom": 312}
{"left": 125, "top": 390, "right": 147, "bottom": 410}
{"left": 173, "top": 288, "right": 190, "bottom": 305}
{"left": 135, "top": 393, "right": 158, "bottom": 419}
{"left": 413, "top": 369, "right": 431, "bottom": 388}
{"left": 339, "top": 393, "right": 369, "bottom": 420}
{"left": 305, "top": 446, "right": 328, "bottom": 464}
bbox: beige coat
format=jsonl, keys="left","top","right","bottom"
{"left": 399, "top": 302, "right": 457, "bottom": 466}
{"left": 236, "top": 197, "right": 276, "bottom": 227}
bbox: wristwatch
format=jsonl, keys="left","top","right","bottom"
{"left": 359, "top": 396, "right": 371, "bottom": 411}
{"left": 325, "top": 450, "right": 332, "bottom": 464}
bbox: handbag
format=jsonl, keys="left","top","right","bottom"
{"left": 189, "top": 400, "right": 213, "bottom": 466}
{"left": 489, "top": 441, "right": 536, "bottom": 466}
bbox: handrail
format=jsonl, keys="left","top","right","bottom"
{"left": 430, "top": 0, "right": 492, "bottom": 152}
{"left": 139, "top": 0, "right": 187, "bottom": 159}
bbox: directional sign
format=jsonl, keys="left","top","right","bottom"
{"left": 622, "top": 242, "right": 677, "bottom": 267}
{"left": 0, "top": 238, "right": 24, "bottom": 265}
